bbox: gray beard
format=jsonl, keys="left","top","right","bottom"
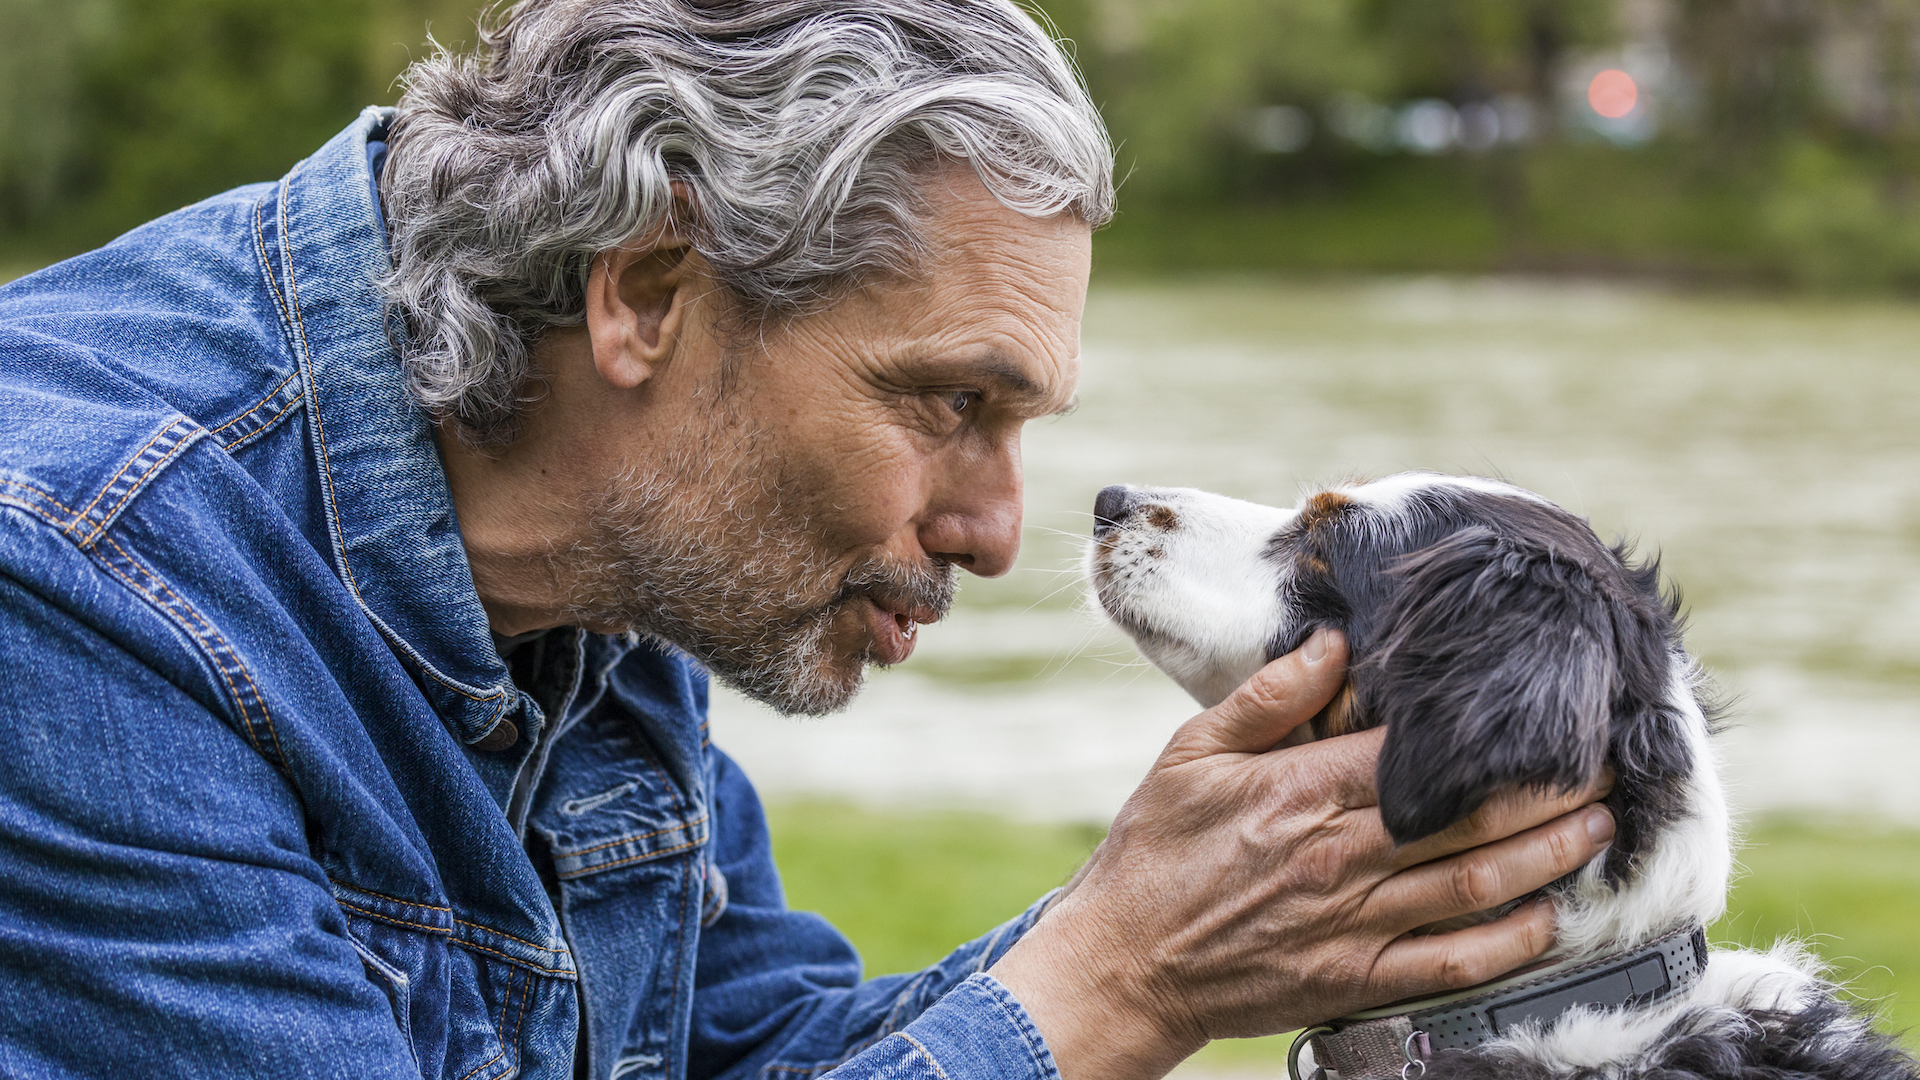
{"left": 553, "top": 421, "right": 955, "bottom": 716}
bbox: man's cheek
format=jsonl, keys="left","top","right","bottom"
{"left": 801, "top": 439, "right": 930, "bottom": 547}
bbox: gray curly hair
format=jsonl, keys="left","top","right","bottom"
{"left": 380, "top": 0, "right": 1115, "bottom": 445}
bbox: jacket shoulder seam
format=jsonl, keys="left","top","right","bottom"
{"left": 61, "top": 416, "right": 207, "bottom": 550}
{"left": 0, "top": 489, "right": 287, "bottom": 771}
{"left": 90, "top": 532, "right": 286, "bottom": 768}
{"left": 209, "top": 371, "right": 306, "bottom": 453}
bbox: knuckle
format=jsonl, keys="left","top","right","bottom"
{"left": 1437, "top": 945, "right": 1486, "bottom": 989}
{"left": 1449, "top": 858, "right": 1501, "bottom": 911}
{"left": 1234, "top": 671, "right": 1294, "bottom": 716}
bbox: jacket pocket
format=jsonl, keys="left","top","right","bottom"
{"left": 333, "top": 881, "right": 510, "bottom": 1080}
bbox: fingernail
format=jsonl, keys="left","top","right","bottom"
{"left": 1585, "top": 807, "right": 1616, "bottom": 846}
{"left": 1302, "top": 629, "right": 1332, "bottom": 664}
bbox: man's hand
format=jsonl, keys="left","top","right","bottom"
{"left": 989, "top": 629, "right": 1616, "bottom": 1080}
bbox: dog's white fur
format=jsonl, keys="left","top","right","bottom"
{"left": 1089, "top": 474, "right": 1871, "bottom": 1074}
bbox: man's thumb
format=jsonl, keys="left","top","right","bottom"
{"left": 1160, "top": 629, "right": 1348, "bottom": 765}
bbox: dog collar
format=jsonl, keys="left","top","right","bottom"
{"left": 1291, "top": 923, "right": 1709, "bottom": 1080}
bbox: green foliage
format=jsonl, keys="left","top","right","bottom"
{"left": 766, "top": 800, "right": 1102, "bottom": 978}
{"left": 1760, "top": 139, "right": 1920, "bottom": 291}
{"left": 71, "top": 0, "right": 377, "bottom": 231}
{"left": 768, "top": 801, "right": 1920, "bottom": 1071}
{"left": 9, "top": 0, "right": 1920, "bottom": 290}
{"left": 1029, "top": 0, "right": 1616, "bottom": 205}
{"left": 1355, "top": 0, "right": 1615, "bottom": 99}
{"left": 1070, "top": 0, "right": 1384, "bottom": 202}
{"left": 1715, "top": 818, "right": 1920, "bottom": 1044}
{"left": 0, "top": 0, "right": 481, "bottom": 255}
{"left": 0, "top": 0, "right": 111, "bottom": 227}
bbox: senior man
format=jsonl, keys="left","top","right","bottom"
{"left": 0, "top": 2, "right": 1614, "bottom": 1078}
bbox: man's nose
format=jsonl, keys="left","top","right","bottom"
{"left": 920, "top": 448, "right": 1024, "bottom": 578}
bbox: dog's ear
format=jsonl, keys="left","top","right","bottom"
{"left": 1359, "top": 526, "right": 1622, "bottom": 844}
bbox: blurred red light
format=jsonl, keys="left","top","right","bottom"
{"left": 1589, "top": 70, "right": 1638, "bottom": 119}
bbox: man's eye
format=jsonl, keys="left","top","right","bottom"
{"left": 942, "top": 390, "right": 979, "bottom": 415}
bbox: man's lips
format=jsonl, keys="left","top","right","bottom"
{"left": 862, "top": 597, "right": 936, "bottom": 666}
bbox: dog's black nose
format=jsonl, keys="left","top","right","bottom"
{"left": 1093, "top": 485, "right": 1136, "bottom": 538}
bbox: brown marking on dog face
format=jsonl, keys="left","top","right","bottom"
{"left": 1146, "top": 546, "right": 1165, "bottom": 559}
{"left": 1296, "top": 490, "right": 1353, "bottom": 531}
{"left": 1309, "top": 683, "right": 1358, "bottom": 740}
{"left": 1145, "top": 504, "right": 1179, "bottom": 530}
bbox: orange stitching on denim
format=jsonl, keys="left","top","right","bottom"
{"left": 77, "top": 421, "right": 201, "bottom": 549}
{"left": 493, "top": 966, "right": 516, "bottom": 1046}
{"left": 116, "top": 535, "right": 282, "bottom": 763}
{"left": 508, "top": 960, "right": 533, "bottom": 1073}
{"left": 457, "top": 1034, "right": 507, "bottom": 1080}
{"left": 273, "top": 172, "right": 511, "bottom": 723}
{"left": 97, "top": 535, "right": 284, "bottom": 765}
{"left": 333, "top": 898, "right": 453, "bottom": 937}
{"left": 452, "top": 919, "right": 566, "bottom": 960}
{"left": 449, "top": 938, "right": 577, "bottom": 978}
{"left": 0, "top": 478, "right": 83, "bottom": 525}
{"left": 895, "top": 1034, "right": 953, "bottom": 1080}
{"left": 219, "top": 392, "right": 305, "bottom": 454}
{"left": 277, "top": 174, "right": 364, "bottom": 605}
{"left": 432, "top": 670, "right": 509, "bottom": 707}
{"left": 552, "top": 814, "right": 709, "bottom": 860}
{"left": 555, "top": 835, "right": 703, "bottom": 880}
{"left": 662, "top": 841, "right": 693, "bottom": 1078}
{"left": 210, "top": 372, "right": 301, "bottom": 438}
{"left": 252, "top": 194, "right": 292, "bottom": 328}
{"left": 68, "top": 419, "right": 192, "bottom": 543}
{"left": 457, "top": 965, "right": 530, "bottom": 1080}
{"left": 457, "top": 1046, "right": 506, "bottom": 1080}
{"left": 329, "top": 878, "right": 453, "bottom": 914}
{"left": 91, "top": 543, "right": 264, "bottom": 757}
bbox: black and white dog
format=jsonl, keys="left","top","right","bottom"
{"left": 1087, "top": 473, "right": 1917, "bottom": 1080}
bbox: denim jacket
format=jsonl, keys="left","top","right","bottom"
{"left": 0, "top": 109, "right": 1062, "bottom": 1080}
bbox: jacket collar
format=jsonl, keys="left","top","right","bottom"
{"left": 264, "top": 107, "right": 523, "bottom": 746}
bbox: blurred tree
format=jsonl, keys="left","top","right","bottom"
{"left": 0, "top": 0, "right": 112, "bottom": 230}
{"left": 0, "top": 0, "right": 482, "bottom": 252}
{"left": 1032, "top": 0, "right": 1382, "bottom": 203}
{"left": 1670, "top": 0, "right": 1823, "bottom": 154}
{"left": 9, "top": 0, "right": 1920, "bottom": 290}
{"left": 1357, "top": 0, "right": 1615, "bottom": 103}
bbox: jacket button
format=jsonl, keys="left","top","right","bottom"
{"left": 473, "top": 719, "right": 519, "bottom": 752}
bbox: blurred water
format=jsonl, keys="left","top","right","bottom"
{"left": 711, "top": 277, "right": 1920, "bottom": 826}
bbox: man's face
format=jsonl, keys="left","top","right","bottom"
{"left": 562, "top": 171, "right": 1091, "bottom": 714}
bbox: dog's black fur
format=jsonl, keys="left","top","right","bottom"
{"left": 1094, "top": 477, "right": 1920, "bottom": 1080}
{"left": 1426, "top": 997, "right": 1919, "bottom": 1080}
{"left": 1270, "top": 485, "right": 1695, "bottom": 885}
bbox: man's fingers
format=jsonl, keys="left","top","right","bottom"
{"left": 1367, "top": 899, "right": 1559, "bottom": 1003}
{"left": 1387, "top": 772, "right": 1614, "bottom": 871}
{"left": 1367, "top": 805, "right": 1613, "bottom": 929}
{"left": 1255, "top": 725, "right": 1385, "bottom": 813}
{"left": 1159, "top": 629, "right": 1347, "bottom": 765}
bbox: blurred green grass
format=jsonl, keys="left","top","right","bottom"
{"left": 768, "top": 802, "right": 1920, "bottom": 1072}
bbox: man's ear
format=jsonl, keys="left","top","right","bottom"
{"left": 584, "top": 229, "right": 698, "bottom": 390}
{"left": 1357, "top": 527, "right": 1619, "bottom": 844}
